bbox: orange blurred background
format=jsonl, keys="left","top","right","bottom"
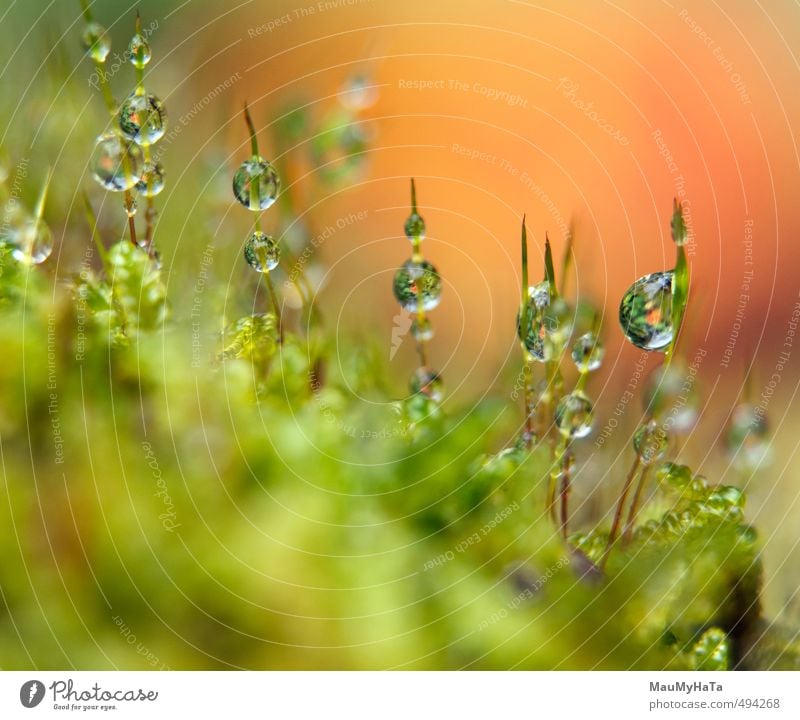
{"left": 182, "top": 0, "right": 800, "bottom": 388}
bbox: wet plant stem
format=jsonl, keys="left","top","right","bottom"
{"left": 81, "top": 191, "right": 110, "bottom": 271}
{"left": 665, "top": 200, "right": 690, "bottom": 370}
{"left": 521, "top": 358, "right": 534, "bottom": 446}
{"left": 124, "top": 192, "right": 138, "bottom": 247}
{"left": 412, "top": 236, "right": 428, "bottom": 367}
{"left": 553, "top": 370, "right": 588, "bottom": 536}
{"left": 544, "top": 358, "right": 560, "bottom": 521}
{"left": 550, "top": 435, "right": 568, "bottom": 535}
{"left": 602, "top": 454, "right": 642, "bottom": 568}
{"left": 622, "top": 464, "right": 652, "bottom": 545}
{"left": 518, "top": 215, "right": 535, "bottom": 448}
{"left": 264, "top": 272, "right": 283, "bottom": 342}
{"left": 253, "top": 213, "right": 283, "bottom": 341}
{"left": 559, "top": 466, "right": 571, "bottom": 539}
{"left": 133, "top": 44, "right": 156, "bottom": 251}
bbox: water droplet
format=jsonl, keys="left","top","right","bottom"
{"left": 688, "top": 627, "right": 729, "bottom": 671}
{"left": 555, "top": 390, "right": 594, "bottom": 438}
{"left": 643, "top": 364, "right": 699, "bottom": 432}
{"left": 10, "top": 218, "right": 52, "bottom": 265}
{"left": 619, "top": 271, "right": 675, "bottom": 351}
{"left": 517, "top": 428, "right": 536, "bottom": 448}
{"left": 737, "top": 524, "right": 757, "bottom": 544}
{"left": 533, "top": 378, "right": 551, "bottom": 404}
{"left": 244, "top": 231, "right": 280, "bottom": 272}
{"left": 125, "top": 196, "right": 137, "bottom": 217}
{"left": 135, "top": 161, "right": 165, "bottom": 197}
{"left": 147, "top": 247, "right": 162, "bottom": 269}
{"left": 119, "top": 92, "right": 167, "bottom": 146}
{"left": 517, "top": 283, "right": 552, "bottom": 362}
{"left": 726, "top": 403, "right": 770, "bottom": 470}
{"left": 571, "top": 332, "right": 604, "bottom": 372}
{"left": 404, "top": 212, "right": 425, "bottom": 242}
{"left": 687, "top": 474, "right": 709, "bottom": 500}
{"left": 0, "top": 148, "right": 11, "bottom": 184}
{"left": 411, "top": 316, "right": 433, "bottom": 342}
{"left": 516, "top": 308, "right": 548, "bottom": 361}
{"left": 633, "top": 419, "right": 668, "bottom": 465}
{"left": 543, "top": 297, "right": 574, "bottom": 348}
{"left": 702, "top": 486, "right": 744, "bottom": 519}
{"left": 232, "top": 156, "right": 280, "bottom": 211}
{"left": 338, "top": 74, "right": 378, "bottom": 111}
{"left": 656, "top": 462, "right": 693, "bottom": 491}
{"left": 91, "top": 133, "right": 144, "bottom": 192}
{"left": 82, "top": 22, "right": 111, "bottom": 62}
{"left": 528, "top": 281, "right": 550, "bottom": 309}
{"left": 410, "top": 366, "right": 443, "bottom": 402}
{"left": 403, "top": 391, "right": 443, "bottom": 427}
{"left": 712, "top": 485, "right": 744, "bottom": 508}
{"left": 128, "top": 33, "right": 151, "bottom": 67}
{"left": 0, "top": 201, "right": 27, "bottom": 245}
{"left": 393, "top": 258, "right": 442, "bottom": 312}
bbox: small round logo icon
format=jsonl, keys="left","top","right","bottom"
{"left": 20, "top": 680, "right": 44, "bottom": 708}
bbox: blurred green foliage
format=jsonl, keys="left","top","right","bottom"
{"left": 0, "top": 257, "right": 797, "bottom": 669}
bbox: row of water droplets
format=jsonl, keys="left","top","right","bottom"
{"left": 82, "top": 5, "right": 166, "bottom": 256}
{"left": 392, "top": 180, "right": 443, "bottom": 403}
{"left": 236, "top": 102, "right": 283, "bottom": 326}
{"left": 515, "top": 218, "right": 604, "bottom": 534}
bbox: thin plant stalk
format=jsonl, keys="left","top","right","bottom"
{"left": 554, "top": 369, "right": 589, "bottom": 536}
{"left": 518, "top": 216, "right": 534, "bottom": 446}
{"left": 559, "top": 223, "right": 574, "bottom": 297}
{"left": 622, "top": 464, "right": 652, "bottom": 544}
{"left": 559, "top": 466, "right": 571, "bottom": 538}
{"left": 410, "top": 179, "right": 428, "bottom": 367}
{"left": 542, "top": 234, "right": 563, "bottom": 519}
{"left": 549, "top": 434, "right": 567, "bottom": 532}
{"left": 81, "top": 191, "right": 110, "bottom": 270}
{"left": 664, "top": 199, "right": 689, "bottom": 370}
{"left": 20, "top": 168, "right": 52, "bottom": 264}
{"left": 602, "top": 454, "right": 642, "bottom": 568}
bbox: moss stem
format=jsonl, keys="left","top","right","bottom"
{"left": 243, "top": 100, "right": 260, "bottom": 157}
{"left": 622, "top": 464, "right": 652, "bottom": 545}
{"left": 81, "top": 191, "right": 110, "bottom": 271}
{"left": 602, "top": 454, "right": 642, "bottom": 568}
